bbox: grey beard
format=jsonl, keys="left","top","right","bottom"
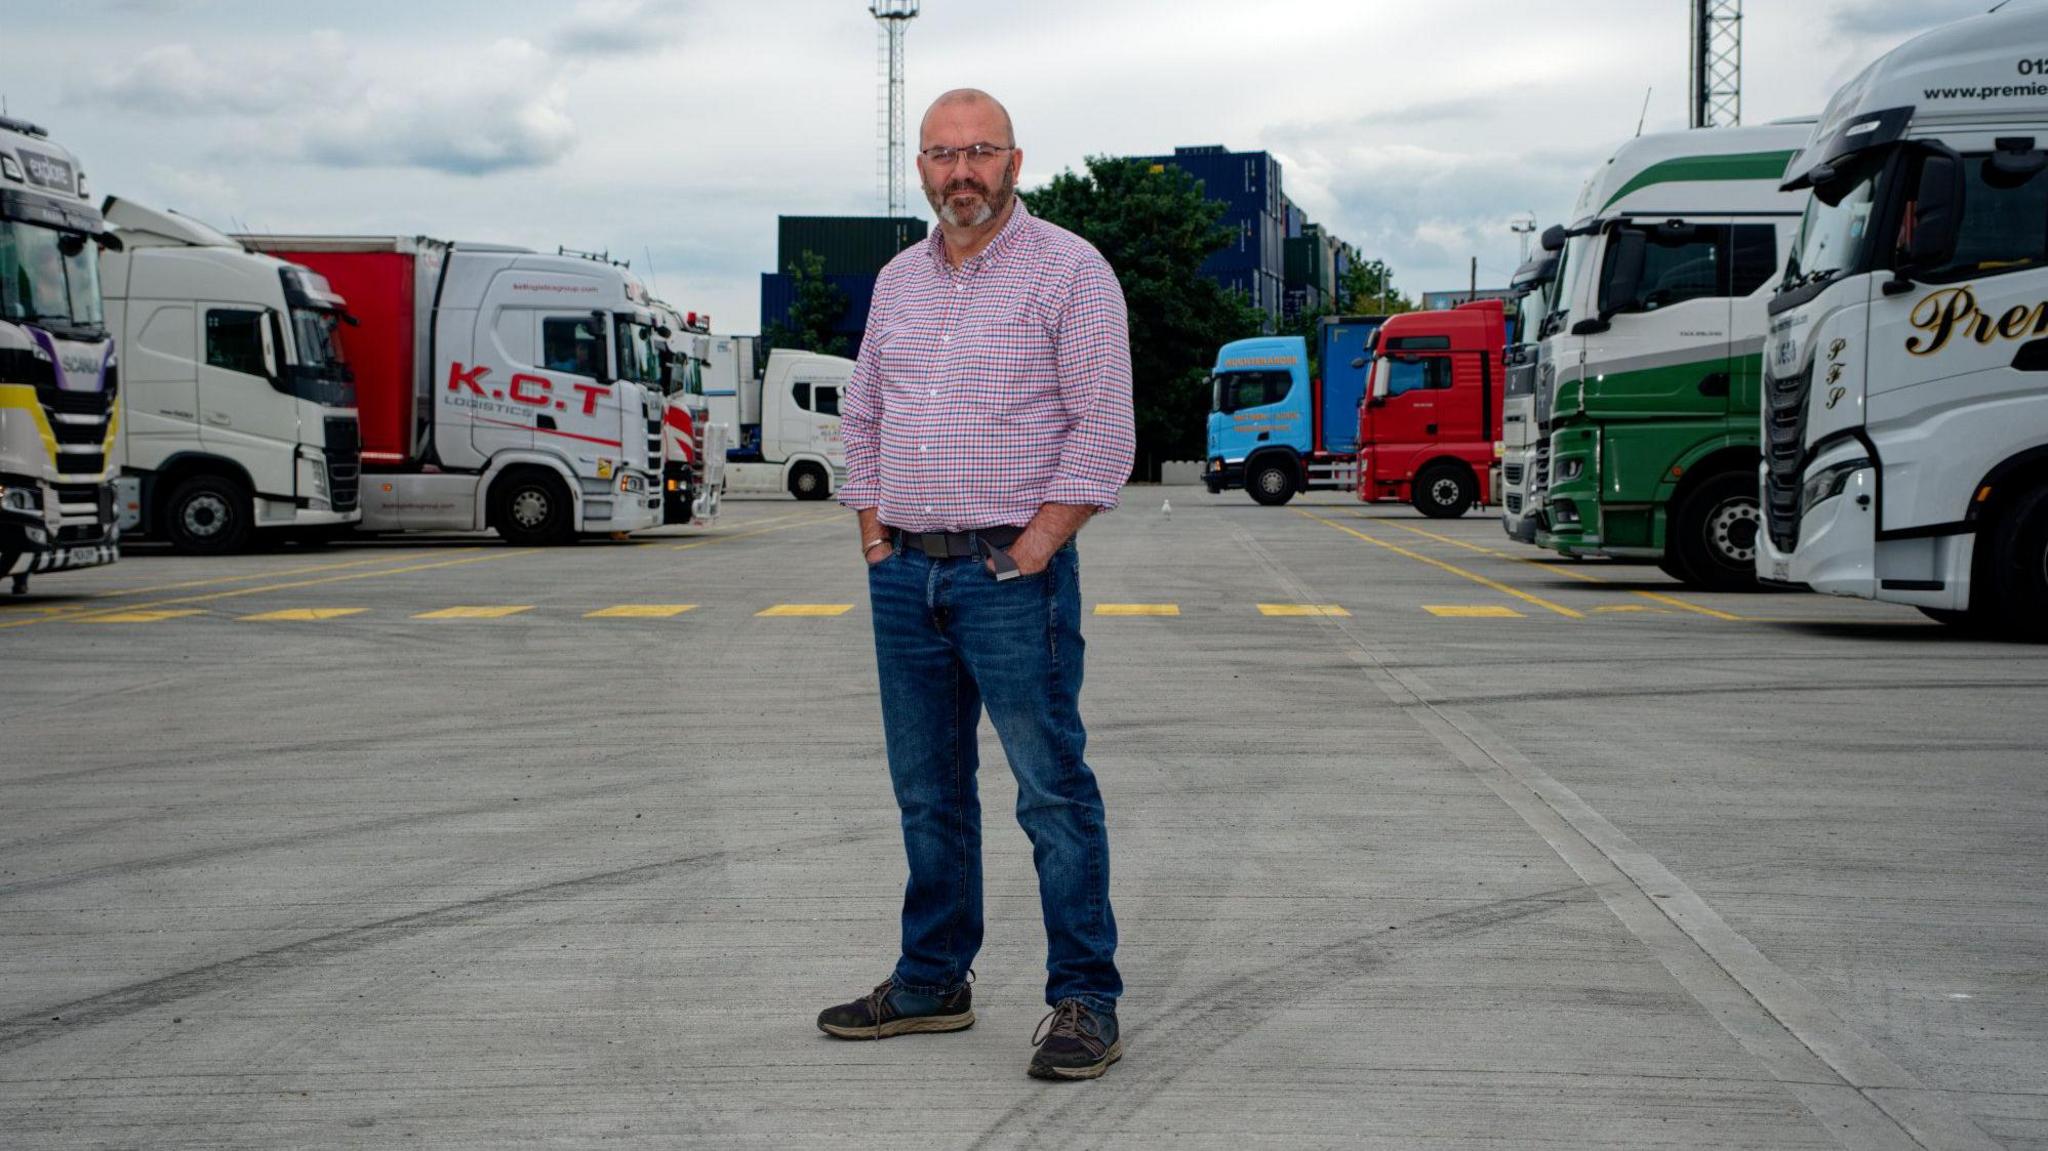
{"left": 940, "top": 197, "right": 995, "bottom": 228}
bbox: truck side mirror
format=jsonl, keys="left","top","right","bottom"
{"left": 591, "top": 310, "right": 614, "bottom": 384}
{"left": 1904, "top": 150, "right": 1964, "bottom": 272}
{"left": 1349, "top": 356, "right": 1366, "bottom": 370}
{"left": 1367, "top": 360, "right": 1389, "bottom": 405}
{"left": 1540, "top": 223, "right": 1566, "bottom": 253}
{"left": 1596, "top": 230, "right": 1647, "bottom": 320}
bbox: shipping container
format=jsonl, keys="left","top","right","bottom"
{"left": 775, "top": 216, "right": 928, "bottom": 277}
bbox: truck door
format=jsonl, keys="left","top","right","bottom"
{"left": 1368, "top": 339, "right": 1453, "bottom": 485}
{"left": 806, "top": 379, "right": 845, "bottom": 464}
{"left": 1863, "top": 143, "right": 2048, "bottom": 531}
{"left": 1582, "top": 220, "right": 1737, "bottom": 427}
{"left": 196, "top": 305, "right": 297, "bottom": 498}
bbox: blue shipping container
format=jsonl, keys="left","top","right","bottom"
{"left": 1316, "top": 315, "right": 1386, "bottom": 456}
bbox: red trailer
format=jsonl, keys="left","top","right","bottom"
{"left": 1356, "top": 299, "right": 1506, "bottom": 518}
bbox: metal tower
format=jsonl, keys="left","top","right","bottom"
{"left": 1690, "top": 0, "right": 1741, "bottom": 128}
{"left": 871, "top": 1, "right": 919, "bottom": 217}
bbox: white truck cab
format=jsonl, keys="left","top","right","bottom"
{"left": 651, "top": 301, "right": 726, "bottom": 525}
{"left": 101, "top": 198, "right": 360, "bottom": 553}
{"left": 721, "top": 347, "right": 849, "bottom": 500}
{"left": 1761, "top": 5, "right": 2048, "bottom": 636}
{"left": 1500, "top": 239, "right": 1562, "bottom": 543}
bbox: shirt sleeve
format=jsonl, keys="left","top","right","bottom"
{"left": 837, "top": 279, "right": 887, "bottom": 511}
{"left": 1046, "top": 254, "right": 1136, "bottom": 509}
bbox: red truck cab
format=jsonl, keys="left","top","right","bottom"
{"left": 1357, "top": 299, "right": 1505, "bottom": 518}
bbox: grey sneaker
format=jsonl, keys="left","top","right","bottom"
{"left": 1027, "top": 999, "right": 1122, "bottom": 1080}
{"left": 816, "top": 978, "right": 975, "bottom": 1040}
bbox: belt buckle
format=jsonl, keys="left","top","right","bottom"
{"left": 918, "top": 534, "right": 949, "bottom": 558}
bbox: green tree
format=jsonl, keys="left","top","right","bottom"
{"left": 1022, "top": 157, "right": 1265, "bottom": 479}
{"left": 763, "top": 249, "right": 850, "bottom": 358}
{"left": 1340, "top": 257, "right": 1418, "bottom": 316}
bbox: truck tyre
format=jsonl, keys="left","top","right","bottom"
{"left": 163, "top": 473, "right": 253, "bottom": 555}
{"left": 1668, "top": 471, "right": 1760, "bottom": 592}
{"left": 1987, "top": 481, "right": 2048, "bottom": 641}
{"left": 787, "top": 462, "right": 830, "bottom": 501}
{"left": 490, "top": 470, "right": 575, "bottom": 547}
{"left": 1412, "top": 463, "right": 1474, "bottom": 518}
{"left": 1247, "top": 459, "right": 1297, "bottom": 506}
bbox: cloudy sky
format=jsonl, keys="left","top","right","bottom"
{"left": 4, "top": 0, "right": 1999, "bottom": 330}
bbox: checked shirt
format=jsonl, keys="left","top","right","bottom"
{"left": 838, "top": 201, "right": 1136, "bottom": 532}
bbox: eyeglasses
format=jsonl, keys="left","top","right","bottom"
{"left": 920, "top": 143, "right": 1013, "bottom": 167}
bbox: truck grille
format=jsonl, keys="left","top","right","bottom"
{"left": 40, "top": 365, "right": 115, "bottom": 478}
{"left": 324, "top": 417, "right": 361, "bottom": 513}
{"left": 1506, "top": 493, "right": 1522, "bottom": 514}
{"left": 645, "top": 401, "right": 663, "bottom": 466}
{"left": 1763, "top": 364, "right": 1813, "bottom": 554}
{"left": 1533, "top": 442, "right": 1550, "bottom": 488}
{"left": 1503, "top": 461, "right": 1524, "bottom": 485}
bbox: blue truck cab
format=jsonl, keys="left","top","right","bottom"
{"left": 1204, "top": 317, "right": 1382, "bottom": 505}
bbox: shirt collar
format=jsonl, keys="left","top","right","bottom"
{"left": 926, "top": 197, "right": 1033, "bottom": 275}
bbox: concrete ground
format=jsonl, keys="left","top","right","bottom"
{"left": 0, "top": 486, "right": 2042, "bottom": 1149}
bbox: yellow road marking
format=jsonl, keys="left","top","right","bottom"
{"left": 1095, "top": 604, "right": 1180, "bottom": 617}
{"left": 756, "top": 604, "right": 853, "bottom": 617}
{"left": 586, "top": 604, "right": 698, "bottom": 618}
{"left": 0, "top": 548, "right": 532, "bottom": 631}
{"left": 0, "top": 553, "right": 413, "bottom": 616}
{"left": 239, "top": 608, "right": 369, "bottom": 622}
{"left": 1257, "top": 603, "right": 1350, "bottom": 617}
{"left": 73, "top": 609, "right": 207, "bottom": 624}
{"left": 1298, "top": 511, "right": 1584, "bottom": 620}
{"left": 1591, "top": 604, "right": 1659, "bottom": 614}
{"left": 1382, "top": 519, "right": 1746, "bottom": 617}
{"left": 1424, "top": 605, "right": 1525, "bottom": 618}
{"left": 415, "top": 605, "right": 533, "bottom": 620}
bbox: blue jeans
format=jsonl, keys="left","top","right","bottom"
{"left": 866, "top": 538, "right": 1121, "bottom": 1014}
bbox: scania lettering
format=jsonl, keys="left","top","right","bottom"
{"left": 1203, "top": 315, "right": 1385, "bottom": 505}
{"left": 1357, "top": 299, "right": 1507, "bottom": 517}
{"left": 0, "top": 115, "right": 119, "bottom": 592}
{"left": 101, "top": 198, "right": 360, "bottom": 553}
{"left": 237, "top": 235, "right": 663, "bottom": 544}
{"left": 1539, "top": 120, "right": 1814, "bottom": 590}
{"left": 1761, "top": 6, "right": 2048, "bottom": 637}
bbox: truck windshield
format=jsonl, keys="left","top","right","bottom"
{"left": 287, "top": 306, "right": 354, "bottom": 406}
{"left": 669, "top": 354, "right": 703, "bottom": 398}
{"left": 617, "top": 320, "right": 662, "bottom": 386}
{"left": 0, "top": 219, "right": 104, "bottom": 338}
{"left": 1788, "top": 155, "right": 1885, "bottom": 288}
{"left": 1212, "top": 370, "right": 1292, "bottom": 413}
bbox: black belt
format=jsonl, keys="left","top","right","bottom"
{"left": 891, "top": 525, "right": 1026, "bottom": 580}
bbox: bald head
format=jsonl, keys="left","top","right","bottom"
{"left": 920, "top": 88, "right": 1015, "bottom": 149}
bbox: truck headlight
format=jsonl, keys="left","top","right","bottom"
{"left": 1801, "top": 457, "right": 1871, "bottom": 511}
{"left": 0, "top": 484, "right": 42, "bottom": 513}
{"left": 1557, "top": 457, "right": 1585, "bottom": 482}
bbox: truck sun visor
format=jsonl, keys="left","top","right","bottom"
{"left": 1781, "top": 106, "right": 1912, "bottom": 192}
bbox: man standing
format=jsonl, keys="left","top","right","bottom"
{"left": 816, "top": 89, "right": 1134, "bottom": 1082}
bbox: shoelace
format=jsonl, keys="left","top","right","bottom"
{"left": 1031, "top": 999, "right": 1106, "bottom": 1057}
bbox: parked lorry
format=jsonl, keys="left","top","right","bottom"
{"left": 1500, "top": 242, "right": 1564, "bottom": 542}
{"left": 1538, "top": 120, "right": 1814, "bottom": 589}
{"left": 1203, "top": 315, "right": 1385, "bottom": 505}
{"left": 1356, "top": 299, "right": 1508, "bottom": 517}
{"left": 714, "top": 347, "right": 848, "bottom": 501}
{"left": 1760, "top": 4, "right": 2048, "bottom": 636}
{"left": 236, "top": 235, "right": 664, "bottom": 544}
{"left": 0, "top": 114, "right": 120, "bottom": 592}
{"left": 649, "top": 302, "right": 725, "bottom": 525}
{"left": 100, "top": 198, "right": 360, "bottom": 553}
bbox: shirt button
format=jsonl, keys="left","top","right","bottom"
{"left": 920, "top": 445, "right": 928, "bottom": 452}
{"left": 928, "top": 389, "right": 937, "bottom": 398}
{"left": 925, "top": 505, "right": 934, "bottom": 514}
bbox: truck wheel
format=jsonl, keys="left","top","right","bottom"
{"left": 1987, "top": 481, "right": 2048, "bottom": 641}
{"left": 491, "top": 470, "right": 575, "bottom": 546}
{"left": 1411, "top": 463, "right": 1474, "bottom": 518}
{"left": 1668, "top": 471, "right": 1760, "bottom": 592}
{"left": 788, "top": 462, "right": 829, "bottom": 501}
{"left": 163, "top": 473, "right": 253, "bottom": 555}
{"left": 1247, "top": 460, "right": 1297, "bottom": 506}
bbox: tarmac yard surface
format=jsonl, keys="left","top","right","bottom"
{"left": 1, "top": 488, "right": 2044, "bottom": 1149}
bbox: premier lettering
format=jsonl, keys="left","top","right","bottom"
{"left": 1905, "top": 285, "right": 2048, "bottom": 355}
